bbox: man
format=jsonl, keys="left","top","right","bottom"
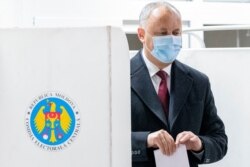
{"left": 131, "top": 1, "right": 228, "bottom": 167}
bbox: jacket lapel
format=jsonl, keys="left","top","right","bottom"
{"left": 168, "top": 60, "right": 193, "bottom": 131}
{"left": 131, "top": 52, "right": 168, "bottom": 128}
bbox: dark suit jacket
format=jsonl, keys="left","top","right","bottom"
{"left": 131, "top": 51, "right": 228, "bottom": 167}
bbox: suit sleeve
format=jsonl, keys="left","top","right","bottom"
{"left": 199, "top": 79, "right": 228, "bottom": 164}
{"left": 131, "top": 88, "right": 153, "bottom": 162}
{"left": 131, "top": 131, "right": 151, "bottom": 161}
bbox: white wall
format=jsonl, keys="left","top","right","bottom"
{"left": 0, "top": 0, "right": 123, "bottom": 27}
{"left": 0, "top": 0, "right": 21, "bottom": 27}
{"left": 2, "top": 0, "right": 250, "bottom": 48}
{"left": 2, "top": 0, "right": 250, "bottom": 28}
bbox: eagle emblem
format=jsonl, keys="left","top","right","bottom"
{"left": 33, "top": 101, "right": 72, "bottom": 143}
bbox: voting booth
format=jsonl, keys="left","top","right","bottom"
{"left": 178, "top": 48, "right": 250, "bottom": 167}
{"left": 0, "top": 27, "right": 131, "bottom": 167}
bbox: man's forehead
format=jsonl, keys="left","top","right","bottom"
{"left": 147, "top": 11, "right": 181, "bottom": 26}
{"left": 150, "top": 6, "right": 180, "bottom": 19}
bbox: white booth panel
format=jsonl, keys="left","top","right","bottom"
{"left": 179, "top": 48, "right": 250, "bottom": 167}
{"left": 0, "top": 27, "right": 130, "bottom": 167}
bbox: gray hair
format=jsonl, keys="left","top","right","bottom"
{"left": 139, "top": 1, "right": 181, "bottom": 27}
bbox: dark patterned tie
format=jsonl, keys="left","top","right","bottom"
{"left": 156, "top": 70, "right": 169, "bottom": 116}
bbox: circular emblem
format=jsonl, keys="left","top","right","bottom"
{"left": 25, "top": 92, "right": 80, "bottom": 151}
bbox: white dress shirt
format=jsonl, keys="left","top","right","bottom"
{"left": 142, "top": 49, "right": 172, "bottom": 94}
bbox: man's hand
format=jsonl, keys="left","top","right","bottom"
{"left": 147, "top": 129, "right": 176, "bottom": 155}
{"left": 175, "top": 131, "right": 203, "bottom": 152}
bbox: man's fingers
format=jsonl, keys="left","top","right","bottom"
{"left": 161, "top": 131, "right": 176, "bottom": 155}
{"left": 147, "top": 129, "right": 178, "bottom": 155}
{"left": 176, "top": 132, "right": 190, "bottom": 144}
{"left": 164, "top": 133, "right": 176, "bottom": 155}
{"left": 175, "top": 133, "right": 184, "bottom": 145}
{"left": 175, "top": 131, "right": 203, "bottom": 151}
{"left": 179, "top": 133, "right": 192, "bottom": 143}
{"left": 158, "top": 139, "right": 166, "bottom": 155}
{"left": 168, "top": 139, "right": 176, "bottom": 155}
{"left": 190, "top": 135, "right": 197, "bottom": 141}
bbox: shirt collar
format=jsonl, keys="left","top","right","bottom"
{"left": 142, "top": 49, "right": 172, "bottom": 77}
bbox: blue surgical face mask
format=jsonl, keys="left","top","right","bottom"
{"left": 149, "top": 35, "right": 182, "bottom": 63}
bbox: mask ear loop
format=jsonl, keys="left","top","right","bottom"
{"left": 143, "top": 31, "right": 154, "bottom": 55}
{"left": 144, "top": 43, "right": 152, "bottom": 54}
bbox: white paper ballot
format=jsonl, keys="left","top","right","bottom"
{"left": 154, "top": 144, "right": 190, "bottom": 167}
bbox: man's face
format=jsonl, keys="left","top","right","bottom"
{"left": 138, "top": 6, "right": 182, "bottom": 64}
